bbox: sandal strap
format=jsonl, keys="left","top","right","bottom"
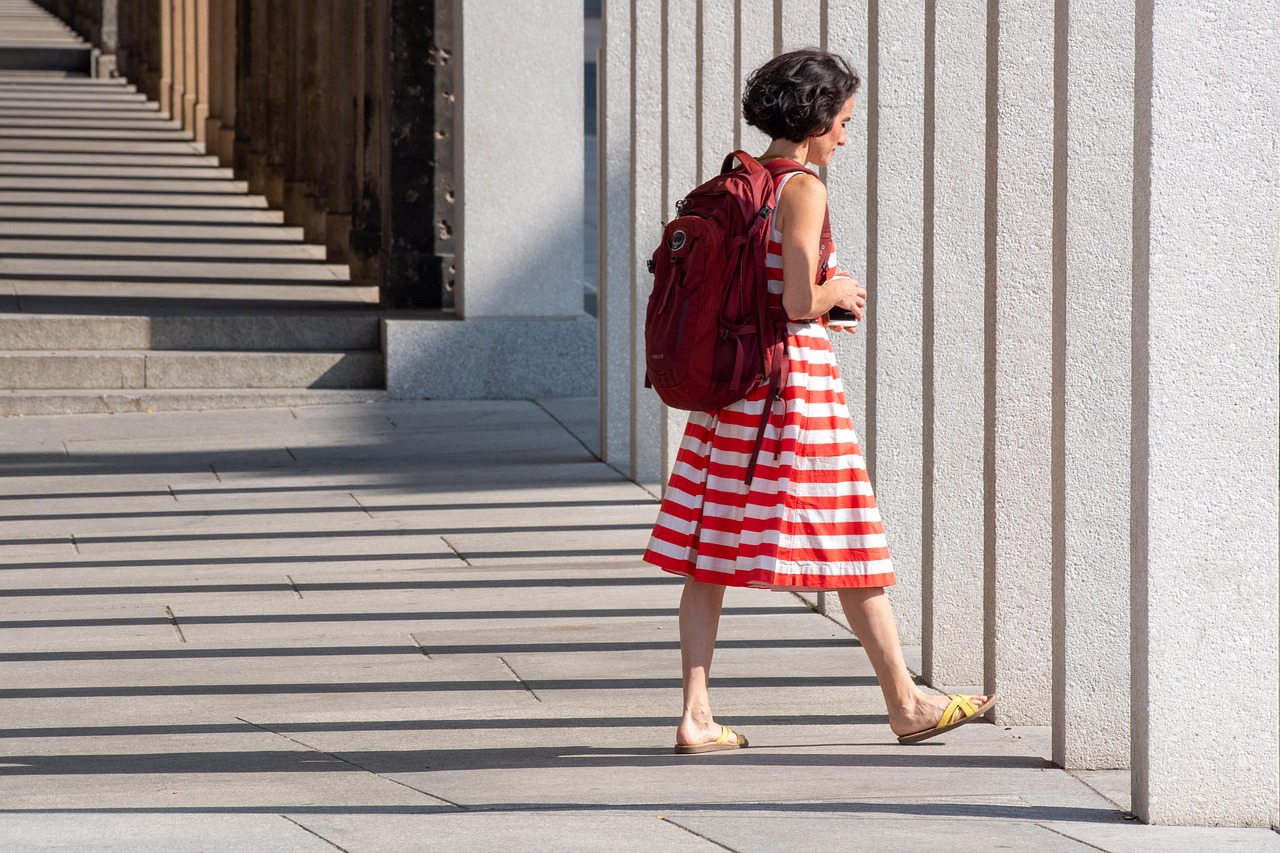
{"left": 939, "top": 695, "right": 979, "bottom": 728}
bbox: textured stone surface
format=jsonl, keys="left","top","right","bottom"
{"left": 923, "top": 0, "right": 986, "bottom": 689}
{"left": 598, "top": 0, "right": 632, "bottom": 474}
{"left": 628, "top": 0, "right": 664, "bottom": 488}
{"left": 383, "top": 316, "right": 596, "bottom": 400}
{"left": 1056, "top": 0, "right": 1132, "bottom": 771}
{"left": 987, "top": 4, "right": 1054, "bottom": 726}
{"left": 455, "top": 0, "right": 583, "bottom": 320}
{"left": 869, "top": 0, "right": 926, "bottom": 646}
{"left": 1131, "top": 0, "right": 1280, "bottom": 827}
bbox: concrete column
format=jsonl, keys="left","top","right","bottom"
{"left": 350, "top": 0, "right": 386, "bottom": 288}
{"left": 1052, "top": 0, "right": 1132, "bottom": 771}
{"left": 284, "top": 3, "right": 318, "bottom": 238}
{"left": 778, "top": 0, "right": 820, "bottom": 51}
{"left": 324, "top": 0, "right": 356, "bottom": 265}
{"left": 158, "top": 0, "right": 172, "bottom": 116}
{"left": 1130, "top": 0, "right": 1279, "bottom": 826}
{"left": 698, "top": 0, "right": 735, "bottom": 183}
{"left": 921, "top": 0, "right": 984, "bottom": 688}
{"left": 629, "top": 0, "right": 664, "bottom": 488}
{"left": 659, "top": 0, "right": 698, "bottom": 481}
{"left": 216, "top": 0, "right": 235, "bottom": 163}
{"left": 818, "top": 0, "right": 869, "bottom": 621}
{"left": 985, "top": 4, "right": 1053, "bottom": 725}
{"left": 868, "top": 0, "right": 925, "bottom": 645}
{"left": 203, "top": 0, "right": 222, "bottom": 153}
{"left": 824, "top": 0, "right": 868, "bottom": 486}
{"left": 261, "top": 0, "right": 289, "bottom": 208}
{"left": 192, "top": 0, "right": 209, "bottom": 146}
{"left": 169, "top": 0, "right": 185, "bottom": 122}
{"left": 599, "top": 0, "right": 632, "bottom": 473}
{"left": 735, "top": 0, "right": 772, "bottom": 152}
{"left": 182, "top": 0, "right": 198, "bottom": 135}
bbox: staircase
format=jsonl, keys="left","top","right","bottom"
{"left": 0, "top": 3, "right": 386, "bottom": 416}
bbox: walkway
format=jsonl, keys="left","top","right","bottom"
{"left": 1, "top": 400, "right": 1276, "bottom": 851}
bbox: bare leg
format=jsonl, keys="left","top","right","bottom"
{"left": 836, "top": 587, "right": 989, "bottom": 737}
{"left": 675, "top": 579, "right": 728, "bottom": 746}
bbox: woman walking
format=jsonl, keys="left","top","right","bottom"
{"left": 643, "top": 48, "right": 995, "bottom": 753}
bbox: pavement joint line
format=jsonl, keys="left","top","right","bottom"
{"left": 285, "top": 446, "right": 297, "bottom": 461}
{"left": 69, "top": 533, "right": 79, "bottom": 553}
{"left": 498, "top": 655, "right": 542, "bottom": 703}
{"left": 167, "top": 484, "right": 178, "bottom": 501}
{"left": 285, "top": 574, "right": 303, "bottom": 599}
{"left": 657, "top": 816, "right": 742, "bottom": 851}
{"left": 209, "top": 463, "right": 221, "bottom": 481}
{"left": 236, "top": 716, "right": 468, "bottom": 811}
{"left": 411, "top": 634, "right": 433, "bottom": 660}
{"left": 278, "top": 815, "right": 349, "bottom": 852}
{"left": 530, "top": 397, "right": 599, "bottom": 461}
{"left": 440, "top": 535, "right": 471, "bottom": 566}
{"left": 349, "top": 492, "right": 373, "bottom": 518}
{"left": 1034, "top": 822, "right": 1116, "bottom": 851}
{"left": 163, "top": 605, "right": 186, "bottom": 643}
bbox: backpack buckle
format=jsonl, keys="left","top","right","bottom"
{"left": 676, "top": 198, "right": 688, "bottom": 216}
{"left": 758, "top": 203, "right": 772, "bottom": 219}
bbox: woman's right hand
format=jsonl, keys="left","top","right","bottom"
{"left": 828, "top": 275, "right": 867, "bottom": 320}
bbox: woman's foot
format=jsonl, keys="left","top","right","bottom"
{"left": 675, "top": 716, "right": 728, "bottom": 749}
{"left": 889, "top": 692, "right": 994, "bottom": 740}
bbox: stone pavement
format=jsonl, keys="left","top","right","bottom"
{"left": 0, "top": 399, "right": 1276, "bottom": 852}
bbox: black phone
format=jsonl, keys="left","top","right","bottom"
{"left": 828, "top": 306, "right": 859, "bottom": 326}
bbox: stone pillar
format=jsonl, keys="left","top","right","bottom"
{"left": 921, "top": 0, "right": 985, "bottom": 688}
{"left": 284, "top": 3, "right": 316, "bottom": 236}
{"left": 204, "top": 0, "right": 223, "bottom": 153}
{"left": 350, "top": 0, "right": 387, "bottom": 287}
{"left": 192, "top": 0, "right": 209, "bottom": 145}
{"left": 868, "top": 0, "right": 925, "bottom": 645}
{"left": 217, "top": 0, "right": 235, "bottom": 164}
{"left": 779, "top": 0, "right": 820, "bottom": 50}
{"left": 170, "top": 0, "right": 186, "bottom": 122}
{"left": 261, "top": 0, "right": 289, "bottom": 208}
{"left": 182, "top": 0, "right": 198, "bottom": 134}
{"left": 324, "top": 0, "right": 356, "bottom": 266}
{"left": 735, "top": 1, "right": 772, "bottom": 153}
{"left": 985, "top": 4, "right": 1053, "bottom": 725}
{"left": 159, "top": 0, "right": 173, "bottom": 116}
{"left": 629, "top": 0, "right": 664, "bottom": 488}
{"left": 820, "top": 0, "right": 869, "bottom": 621}
{"left": 659, "top": 0, "right": 698, "bottom": 480}
{"left": 599, "top": 0, "right": 632, "bottom": 473}
{"left": 1052, "top": 0, "right": 1132, "bottom": 771}
{"left": 1130, "top": 0, "right": 1279, "bottom": 826}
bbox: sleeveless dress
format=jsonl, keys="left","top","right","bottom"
{"left": 642, "top": 171, "right": 895, "bottom": 591}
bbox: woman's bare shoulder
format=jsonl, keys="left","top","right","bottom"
{"left": 777, "top": 171, "right": 827, "bottom": 211}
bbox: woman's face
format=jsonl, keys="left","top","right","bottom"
{"left": 807, "top": 97, "right": 855, "bottom": 168}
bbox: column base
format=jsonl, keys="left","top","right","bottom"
{"left": 384, "top": 315, "right": 597, "bottom": 399}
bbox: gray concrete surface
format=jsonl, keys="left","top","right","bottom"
{"left": 1, "top": 397, "right": 1276, "bottom": 850}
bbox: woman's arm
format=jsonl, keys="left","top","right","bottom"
{"left": 776, "top": 173, "right": 864, "bottom": 322}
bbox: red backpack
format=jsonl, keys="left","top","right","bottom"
{"left": 644, "top": 151, "right": 830, "bottom": 483}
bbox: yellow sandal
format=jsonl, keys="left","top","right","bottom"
{"left": 897, "top": 694, "right": 997, "bottom": 745}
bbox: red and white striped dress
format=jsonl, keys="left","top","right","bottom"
{"left": 643, "top": 171, "right": 895, "bottom": 591}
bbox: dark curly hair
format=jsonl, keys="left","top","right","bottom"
{"left": 742, "top": 49, "right": 861, "bottom": 143}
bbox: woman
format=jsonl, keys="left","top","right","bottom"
{"left": 643, "top": 49, "right": 995, "bottom": 753}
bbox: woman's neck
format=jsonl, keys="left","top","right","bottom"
{"left": 760, "top": 139, "right": 811, "bottom": 165}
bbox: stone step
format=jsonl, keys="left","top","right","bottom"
{"left": 0, "top": 387, "right": 390, "bottom": 417}
{"left": 0, "top": 350, "right": 385, "bottom": 390}
{"left": 0, "top": 313, "right": 383, "bottom": 351}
